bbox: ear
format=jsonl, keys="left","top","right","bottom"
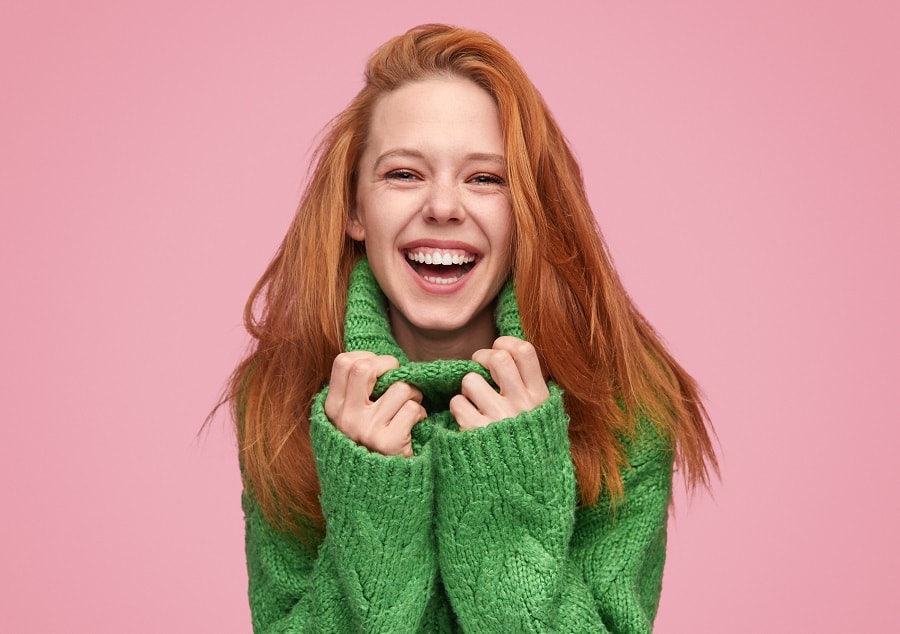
{"left": 346, "top": 206, "right": 366, "bottom": 242}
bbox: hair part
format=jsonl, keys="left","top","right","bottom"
{"left": 225, "top": 24, "right": 718, "bottom": 537}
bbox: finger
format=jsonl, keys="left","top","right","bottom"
{"left": 328, "top": 351, "right": 375, "bottom": 393}
{"left": 493, "top": 336, "right": 545, "bottom": 386}
{"left": 450, "top": 393, "right": 490, "bottom": 430}
{"left": 325, "top": 351, "right": 376, "bottom": 420}
{"left": 460, "top": 371, "right": 515, "bottom": 422}
{"left": 374, "top": 382, "right": 423, "bottom": 423}
{"left": 491, "top": 336, "right": 547, "bottom": 393}
{"left": 343, "top": 354, "right": 400, "bottom": 407}
{"left": 386, "top": 400, "right": 426, "bottom": 457}
{"left": 472, "top": 347, "right": 526, "bottom": 398}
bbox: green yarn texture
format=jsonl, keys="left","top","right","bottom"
{"left": 243, "top": 258, "right": 674, "bottom": 633}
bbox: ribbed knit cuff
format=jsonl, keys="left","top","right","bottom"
{"left": 310, "top": 390, "right": 434, "bottom": 522}
{"left": 432, "top": 383, "right": 574, "bottom": 496}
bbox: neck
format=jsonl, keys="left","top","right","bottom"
{"left": 342, "top": 258, "right": 524, "bottom": 365}
{"left": 389, "top": 302, "right": 498, "bottom": 362}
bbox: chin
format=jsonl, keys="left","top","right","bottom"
{"left": 403, "top": 309, "right": 484, "bottom": 335}
{"left": 394, "top": 295, "right": 496, "bottom": 333}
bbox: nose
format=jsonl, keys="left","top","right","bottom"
{"left": 423, "top": 180, "right": 464, "bottom": 224}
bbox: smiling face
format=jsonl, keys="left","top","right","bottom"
{"left": 348, "top": 76, "right": 513, "bottom": 361}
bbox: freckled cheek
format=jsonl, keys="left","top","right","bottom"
{"left": 380, "top": 189, "right": 429, "bottom": 213}
{"left": 464, "top": 189, "right": 510, "bottom": 210}
{"left": 494, "top": 208, "right": 516, "bottom": 256}
{"left": 474, "top": 196, "right": 513, "bottom": 224}
{"left": 365, "top": 192, "right": 409, "bottom": 225}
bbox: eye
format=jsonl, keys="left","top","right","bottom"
{"left": 469, "top": 173, "right": 506, "bottom": 186}
{"left": 385, "top": 169, "right": 420, "bottom": 181}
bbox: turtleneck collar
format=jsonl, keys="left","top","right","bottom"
{"left": 343, "top": 257, "right": 524, "bottom": 412}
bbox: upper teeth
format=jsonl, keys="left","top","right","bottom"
{"left": 406, "top": 249, "right": 476, "bottom": 266}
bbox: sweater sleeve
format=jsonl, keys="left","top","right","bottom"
{"left": 243, "top": 390, "right": 438, "bottom": 633}
{"left": 432, "top": 385, "right": 673, "bottom": 633}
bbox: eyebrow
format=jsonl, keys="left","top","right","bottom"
{"left": 373, "top": 149, "right": 506, "bottom": 172}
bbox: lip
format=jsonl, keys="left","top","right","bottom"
{"left": 399, "top": 239, "right": 481, "bottom": 295}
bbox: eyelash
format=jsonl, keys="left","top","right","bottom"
{"left": 469, "top": 174, "right": 506, "bottom": 186}
{"left": 384, "top": 170, "right": 506, "bottom": 186}
{"left": 385, "top": 170, "right": 419, "bottom": 181}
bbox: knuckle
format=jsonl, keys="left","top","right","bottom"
{"left": 504, "top": 336, "right": 531, "bottom": 353}
{"left": 331, "top": 355, "right": 349, "bottom": 372}
{"left": 381, "top": 382, "right": 413, "bottom": 403}
{"left": 516, "top": 339, "right": 535, "bottom": 355}
{"left": 398, "top": 399, "right": 416, "bottom": 413}
{"left": 396, "top": 382, "right": 417, "bottom": 398}
{"left": 396, "top": 399, "right": 421, "bottom": 422}
{"left": 379, "top": 354, "right": 400, "bottom": 368}
{"left": 460, "top": 372, "right": 482, "bottom": 391}
{"left": 348, "top": 360, "right": 372, "bottom": 380}
{"left": 333, "top": 352, "right": 361, "bottom": 372}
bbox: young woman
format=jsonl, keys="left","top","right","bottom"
{"left": 228, "top": 23, "right": 717, "bottom": 633}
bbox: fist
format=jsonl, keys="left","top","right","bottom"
{"left": 449, "top": 337, "right": 549, "bottom": 430}
{"left": 324, "top": 352, "right": 426, "bottom": 457}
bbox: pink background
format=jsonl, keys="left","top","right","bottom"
{"left": 2, "top": 1, "right": 897, "bottom": 631}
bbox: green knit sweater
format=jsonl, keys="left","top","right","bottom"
{"left": 243, "top": 258, "right": 674, "bottom": 633}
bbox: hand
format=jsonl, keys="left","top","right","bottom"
{"left": 449, "top": 336, "right": 550, "bottom": 430}
{"left": 324, "top": 352, "right": 426, "bottom": 457}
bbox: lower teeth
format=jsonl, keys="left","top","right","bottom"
{"left": 423, "top": 275, "right": 462, "bottom": 285}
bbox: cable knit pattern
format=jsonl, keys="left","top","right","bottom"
{"left": 243, "top": 258, "right": 674, "bottom": 633}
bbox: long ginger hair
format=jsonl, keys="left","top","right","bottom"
{"left": 228, "top": 24, "right": 717, "bottom": 535}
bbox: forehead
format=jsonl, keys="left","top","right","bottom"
{"left": 364, "top": 76, "right": 504, "bottom": 156}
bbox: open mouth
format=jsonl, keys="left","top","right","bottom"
{"left": 404, "top": 248, "right": 478, "bottom": 285}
